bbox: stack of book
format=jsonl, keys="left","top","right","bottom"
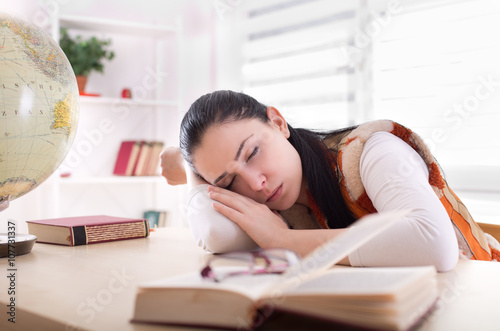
{"left": 113, "top": 141, "right": 164, "bottom": 176}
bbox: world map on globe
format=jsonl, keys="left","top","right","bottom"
{"left": 0, "top": 12, "right": 79, "bottom": 208}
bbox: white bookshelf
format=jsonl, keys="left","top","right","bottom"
{"left": 56, "top": 176, "right": 165, "bottom": 185}
{"left": 60, "top": 14, "right": 177, "bottom": 34}
{"left": 44, "top": 14, "right": 186, "bottom": 223}
{"left": 79, "top": 95, "right": 178, "bottom": 107}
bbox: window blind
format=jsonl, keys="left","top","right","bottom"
{"left": 238, "top": 0, "right": 499, "bottom": 196}
{"left": 241, "top": 0, "right": 358, "bottom": 130}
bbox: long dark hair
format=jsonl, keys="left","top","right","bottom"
{"left": 180, "top": 90, "right": 356, "bottom": 228}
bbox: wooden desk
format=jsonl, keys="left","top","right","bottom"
{"left": 1, "top": 227, "right": 500, "bottom": 331}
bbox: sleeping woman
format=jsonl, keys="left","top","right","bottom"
{"left": 161, "top": 90, "right": 500, "bottom": 272}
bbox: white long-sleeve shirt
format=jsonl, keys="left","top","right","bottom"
{"left": 187, "top": 132, "right": 459, "bottom": 271}
{"left": 348, "top": 132, "right": 458, "bottom": 271}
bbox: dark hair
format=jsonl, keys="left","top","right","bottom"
{"left": 180, "top": 90, "right": 356, "bottom": 228}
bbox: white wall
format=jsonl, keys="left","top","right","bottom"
{"left": 5, "top": 0, "right": 496, "bottom": 232}
{"left": 0, "top": 0, "right": 232, "bottom": 231}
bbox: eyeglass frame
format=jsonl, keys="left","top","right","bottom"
{"left": 200, "top": 248, "right": 301, "bottom": 283}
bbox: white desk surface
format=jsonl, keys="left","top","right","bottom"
{"left": 1, "top": 227, "right": 500, "bottom": 331}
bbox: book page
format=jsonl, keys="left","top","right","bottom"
{"left": 280, "top": 209, "right": 412, "bottom": 285}
{"left": 263, "top": 267, "right": 438, "bottom": 331}
{"left": 141, "top": 268, "right": 281, "bottom": 301}
{"left": 282, "top": 266, "right": 435, "bottom": 297}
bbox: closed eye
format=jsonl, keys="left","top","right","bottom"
{"left": 247, "top": 147, "right": 259, "bottom": 161}
{"left": 224, "top": 177, "right": 235, "bottom": 190}
{"left": 224, "top": 147, "right": 258, "bottom": 190}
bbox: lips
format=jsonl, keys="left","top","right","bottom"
{"left": 266, "top": 184, "right": 283, "bottom": 203}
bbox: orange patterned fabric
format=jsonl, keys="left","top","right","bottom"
{"left": 491, "top": 248, "right": 500, "bottom": 262}
{"left": 312, "top": 120, "right": 497, "bottom": 261}
{"left": 306, "top": 189, "right": 328, "bottom": 230}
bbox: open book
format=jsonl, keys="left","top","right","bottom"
{"left": 132, "top": 210, "right": 438, "bottom": 330}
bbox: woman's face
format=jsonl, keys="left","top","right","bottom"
{"left": 192, "top": 107, "right": 304, "bottom": 211}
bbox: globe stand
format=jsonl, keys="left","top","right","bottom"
{"left": 0, "top": 233, "right": 37, "bottom": 258}
{"left": 0, "top": 195, "right": 10, "bottom": 212}
{"left": 0, "top": 194, "right": 37, "bottom": 258}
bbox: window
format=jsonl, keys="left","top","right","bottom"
{"left": 372, "top": 0, "right": 500, "bottom": 171}
{"left": 237, "top": 0, "right": 500, "bottom": 210}
{"left": 240, "top": 0, "right": 358, "bottom": 130}
{"left": 371, "top": 0, "right": 500, "bottom": 223}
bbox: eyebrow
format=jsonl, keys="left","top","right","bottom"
{"left": 213, "top": 134, "right": 253, "bottom": 185}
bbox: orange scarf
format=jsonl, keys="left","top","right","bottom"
{"left": 308, "top": 120, "right": 499, "bottom": 261}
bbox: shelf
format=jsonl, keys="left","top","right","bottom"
{"left": 57, "top": 176, "right": 165, "bottom": 185}
{"left": 46, "top": 12, "right": 182, "bottom": 220}
{"left": 59, "top": 15, "right": 177, "bottom": 37}
{"left": 79, "top": 95, "right": 178, "bottom": 107}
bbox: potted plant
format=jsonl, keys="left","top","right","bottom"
{"left": 59, "top": 28, "right": 115, "bottom": 94}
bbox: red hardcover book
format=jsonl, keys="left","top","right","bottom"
{"left": 27, "top": 215, "right": 150, "bottom": 246}
{"left": 113, "top": 141, "right": 142, "bottom": 176}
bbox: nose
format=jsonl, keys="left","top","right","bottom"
{"left": 241, "top": 168, "right": 266, "bottom": 192}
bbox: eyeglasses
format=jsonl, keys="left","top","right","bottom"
{"left": 201, "top": 248, "right": 301, "bottom": 283}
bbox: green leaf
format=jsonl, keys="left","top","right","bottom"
{"left": 59, "top": 28, "right": 115, "bottom": 77}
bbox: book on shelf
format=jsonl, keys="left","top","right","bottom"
{"left": 143, "top": 210, "right": 168, "bottom": 229}
{"left": 158, "top": 211, "right": 168, "bottom": 227}
{"left": 133, "top": 141, "right": 152, "bottom": 176}
{"left": 113, "top": 141, "right": 142, "bottom": 176}
{"left": 27, "top": 215, "right": 150, "bottom": 246}
{"left": 131, "top": 210, "right": 438, "bottom": 331}
{"left": 113, "top": 140, "right": 164, "bottom": 176}
{"left": 145, "top": 142, "right": 165, "bottom": 176}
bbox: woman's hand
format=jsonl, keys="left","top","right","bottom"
{"left": 160, "top": 147, "right": 187, "bottom": 185}
{"left": 207, "top": 186, "right": 349, "bottom": 260}
{"left": 207, "top": 185, "right": 289, "bottom": 250}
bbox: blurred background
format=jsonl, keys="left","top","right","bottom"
{"left": 2, "top": 0, "right": 499, "bottom": 232}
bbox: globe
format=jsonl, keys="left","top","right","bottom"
{"left": 0, "top": 12, "right": 79, "bottom": 210}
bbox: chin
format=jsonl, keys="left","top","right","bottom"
{"left": 272, "top": 193, "right": 296, "bottom": 211}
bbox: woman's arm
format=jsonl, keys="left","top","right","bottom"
{"left": 348, "top": 132, "right": 458, "bottom": 272}
{"left": 160, "top": 147, "right": 260, "bottom": 253}
{"left": 160, "top": 147, "right": 188, "bottom": 185}
{"left": 188, "top": 185, "right": 259, "bottom": 253}
{"left": 208, "top": 186, "right": 349, "bottom": 262}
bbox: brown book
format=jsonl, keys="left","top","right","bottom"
{"left": 145, "top": 141, "right": 164, "bottom": 176}
{"left": 27, "top": 215, "right": 149, "bottom": 246}
{"left": 133, "top": 142, "right": 152, "bottom": 176}
{"left": 125, "top": 141, "right": 143, "bottom": 176}
{"left": 132, "top": 210, "right": 438, "bottom": 330}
